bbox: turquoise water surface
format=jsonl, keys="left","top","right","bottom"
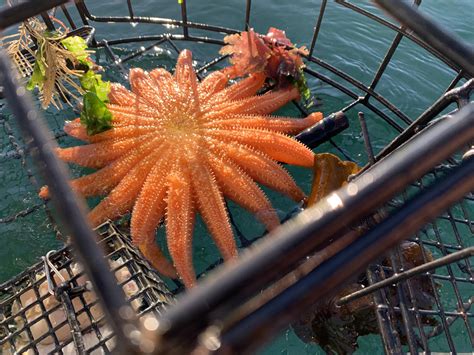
{"left": 1, "top": 0, "right": 473, "bottom": 353}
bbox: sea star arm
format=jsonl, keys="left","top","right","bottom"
{"left": 208, "top": 155, "right": 279, "bottom": 231}
{"left": 165, "top": 163, "right": 196, "bottom": 287}
{"left": 138, "top": 242, "right": 177, "bottom": 279}
{"left": 129, "top": 68, "right": 174, "bottom": 116}
{"left": 130, "top": 153, "right": 171, "bottom": 245}
{"left": 198, "top": 70, "right": 229, "bottom": 104}
{"left": 39, "top": 139, "right": 161, "bottom": 199}
{"left": 63, "top": 118, "right": 90, "bottom": 141}
{"left": 55, "top": 135, "right": 153, "bottom": 169}
{"left": 209, "top": 86, "right": 299, "bottom": 117}
{"left": 191, "top": 164, "right": 238, "bottom": 261}
{"left": 207, "top": 128, "right": 314, "bottom": 167}
{"left": 204, "top": 112, "right": 322, "bottom": 134}
{"left": 88, "top": 149, "right": 163, "bottom": 226}
{"left": 208, "top": 140, "right": 305, "bottom": 201}
{"left": 88, "top": 126, "right": 161, "bottom": 143}
{"left": 63, "top": 118, "right": 158, "bottom": 143}
{"left": 109, "top": 83, "right": 138, "bottom": 106}
{"left": 107, "top": 107, "right": 165, "bottom": 126}
{"left": 174, "top": 50, "right": 200, "bottom": 113}
{"left": 130, "top": 153, "right": 177, "bottom": 278}
{"left": 204, "top": 73, "right": 265, "bottom": 108}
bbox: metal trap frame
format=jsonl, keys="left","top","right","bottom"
{"left": 0, "top": 221, "right": 174, "bottom": 354}
{"left": 0, "top": 0, "right": 472, "bottom": 354}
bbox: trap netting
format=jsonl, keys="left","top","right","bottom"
{"left": 0, "top": 221, "right": 174, "bottom": 354}
{"left": 0, "top": 0, "right": 473, "bottom": 354}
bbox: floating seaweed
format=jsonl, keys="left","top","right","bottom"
{"left": 1, "top": 18, "right": 87, "bottom": 109}
{"left": 220, "top": 27, "right": 311, "bottom": 101}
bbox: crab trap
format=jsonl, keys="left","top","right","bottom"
{"left": 0, "top": 0, "right": 473, "bottom": 354}
{"left": 0, "top": 221, "right": 174, "bottom": 354}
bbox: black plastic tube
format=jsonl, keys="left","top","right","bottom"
{"left": 295, "top": 111, "right": 349, "bottom": 149}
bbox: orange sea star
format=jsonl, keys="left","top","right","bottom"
{"left": 40, "top": 50, "right": 322, "bottom": 287}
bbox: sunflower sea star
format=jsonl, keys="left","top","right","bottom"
{"left": 40, "top": 50, "right": 322, "bottom": 287}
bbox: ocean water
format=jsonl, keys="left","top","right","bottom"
{"left": 0, "top": 0, "right": 473, "bottom": 353}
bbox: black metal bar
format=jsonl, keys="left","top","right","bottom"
{"left": 76, "top": 6, "right": 238, "bottom": 36}
{"left": 220, "top": 155, "right": 474, "bottom": 353}
{"left": 95, "top": 34, "right": 225, "bottom": 47}
{"left": 338, "top": 247, "right": 474, "bottom": 306}
{"left": 101, "top": 40, "right": 128, "bottom": 77}
{"left": 303, "top": 67, "right": 405, "bottom": 132}
{"left": 306, "top": 56, "right": 412, "bottom": 125}
{"left": 127, "top": 0, "right": 134, "bottom": 19}
{"left": 155, "top": 104, "right": 474, "bottom": 351}
{"left": 376, "top": 79, "right": 474, "bottom": 161}
{"left": 61, "top": 4, "right": 76, "bottom": 29}
{"left": 358, "top": 112, "right": 376, "bottom": 165}
{"left": 120, "top": 38, "right": 168, "bottom": 63}
{"left": 41, "top": 12, "right": 56, "bottom": 31}
{"left": 0, "top": 0, "right": 69, "bottom": 30}
{"left": 374, "top": 0, "right": 474, "bottom": 78}
{"left": 244, "top": 0, "right": 251, "bottom": 30}
{"left": 180, "top": 0, "right": 189, "bottom": 38}
{"left": 0, "top": 51, "right": 140, "bottom": 354}
{"left": 366, "top": 267, "right": 403, "bottom": 354}
{"left": 364, "top": 0, "right": 423, "bottom": 94}
{"left": 308, "top": 0, "right": 327, "bottom": 57}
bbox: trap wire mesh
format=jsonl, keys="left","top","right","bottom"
{"left": 0, "top": 0, "right": 473, "bottom": 353}
{"left": 0, "top": 221, "right": 174, "bottom": 354}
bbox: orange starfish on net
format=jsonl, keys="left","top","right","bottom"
{"left": 40, "top": 50, "right": 322, "bottom": 287}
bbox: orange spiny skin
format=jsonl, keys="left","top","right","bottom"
{"left": 40, "top": 50, "right": 322, "bottom": 287}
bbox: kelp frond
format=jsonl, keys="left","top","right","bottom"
{"left": 1, "top": 17, "right": 91, "bottom": 109}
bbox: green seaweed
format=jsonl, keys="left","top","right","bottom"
{"left": 80, "top": 92, "right": 113, "bottom": 136}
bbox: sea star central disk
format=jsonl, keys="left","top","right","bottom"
{"left": 41, "top": 50, "right": 322, "bottom": 287}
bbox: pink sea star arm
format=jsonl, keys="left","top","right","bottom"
{"left": 198, "top": 70, "right": 229, "bottom": 104}
{"left": 87, "top": 126, "right": 161, "bottom": 143}
{"left": 208, "top": 140, "right": 305, "bottom": 201}
{"left": 208, "top": 155, "right": 279, "bottom": 231}
{"left": 165, "top": 163, "right": 196, "bottom": 287}
{"left": 191, "top": 164, "right": 237, "bottom": 260}
{"left": 108, "top": 83, "right": 138, "bottom": 106}
{"left": 88, "top": 148, "right": 165, "bottom": 226}
{"left": 204, "top": 72, "right": 265, "bottom": 108}
{"left": 139, "top": 242, "right": 177, "bottom": 279}
{"left": 63, "top": 118, "right": 89, "bottom": 141}
{"left": 63, "top": 118, "right": 158, "bottom": 143}
{"left": 107, "top": 107, "right": 165, "bottom": 126}
{"left": 149, "top": 68, "right": 174, "bottom": 89}
{"left": 209, "top": 86, "right": 299, "bottom": 117}
{"left": 56, "top": 135, "right": 153, "bottom": 169}
{"left": 206, "top": 128, "right": 314, "bottom": 167}
{"left": 174, "top": 50, "right": 200, "bottom": 113}
{"left": 204, "top": 112, "right": 322, "bottom": 134}
{"left": 129, "top": 68, "right": 175, "bottom": 116}
{"left": 130, "top": 153, "right": 177, "bottom": 278}
{"left": 39, "top": 138, "right": 161, "bottom": 199}
{"left": 130, "top": 153, "right": 170, "bottom": 245}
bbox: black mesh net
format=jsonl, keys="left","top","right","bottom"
{"left": 0, "top": 221, "right": 174, "bottom": 354}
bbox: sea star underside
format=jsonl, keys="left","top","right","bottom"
{"left": 40, "top": 50, "right": 322, "bottom": 287}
